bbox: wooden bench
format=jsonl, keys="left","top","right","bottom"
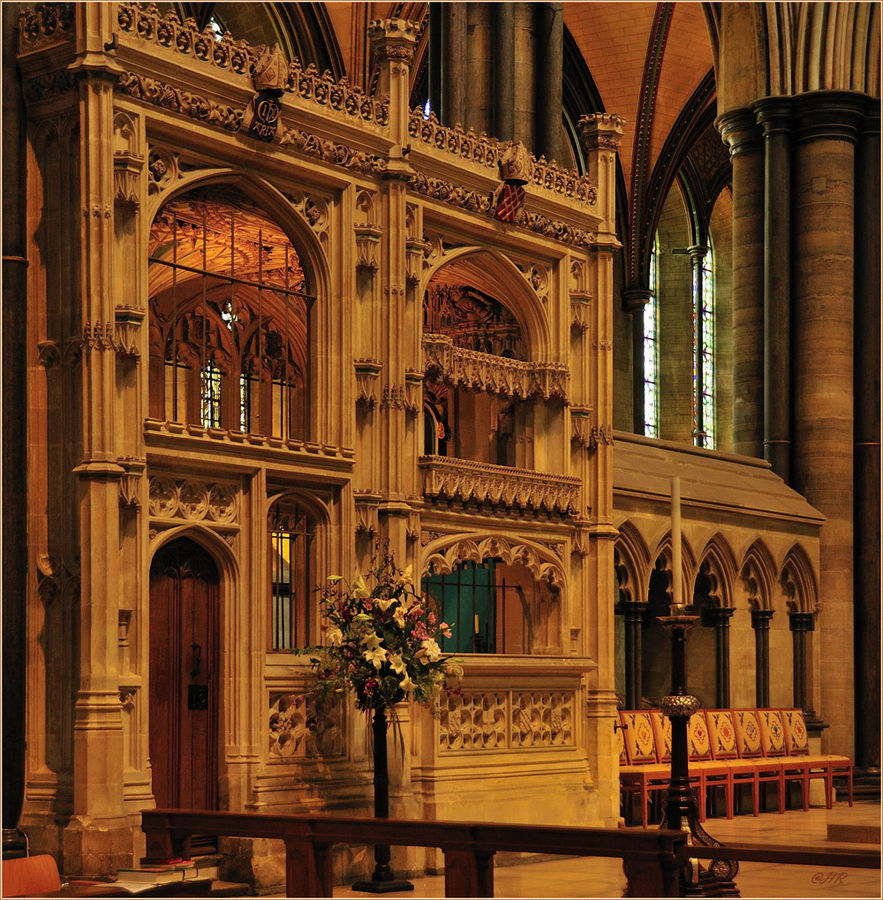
{"left": 141, "top": 809, "right": 688, "bottom": 898}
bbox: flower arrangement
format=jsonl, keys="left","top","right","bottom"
{"left": 301, "top": 545, "right": 462, "bottom": 713}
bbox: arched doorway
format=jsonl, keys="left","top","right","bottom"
{"left": 149, "top": 537, "right": 220, "bottom": 814}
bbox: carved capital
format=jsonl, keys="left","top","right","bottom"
{"left": 570, "top": 292, "right": 592, "bottom": 333}
{"left": 578, "top": 113, "right": 626, "bottom": 152}
{"left": 355, "top": 224, "right": 382, "bottom": 272}
{"left": 569, "top": 406, "right": 593, "bottom": 448}
{"left": 403, "top": 370, "right": 423, "bottom": 416}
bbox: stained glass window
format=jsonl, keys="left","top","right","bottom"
{"left": 692, "top": 246, "right": 715, "bottom": 449}
{"left": 200, "top": 361, "right": 222, "bottom": 428}
{"left": 643, "top": 234, "right": 659, "bottom": 437}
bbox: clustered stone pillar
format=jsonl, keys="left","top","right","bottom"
{"left": 789, "top": 612, "right": 815, "bottom": 714}
{"left": 792, "top": 91, "right": 865, "bottom": 755}
{"left": 703, "top": 606, "right": 734, "bottom": 708}
{"left": 716, "top": 109, "right": 764, "bottom": 458}
{"left": 753, "top": 97, "right": 793, "bottom": 481}
{"left": 853, "top": 101, "right": 881, "bottom": 787}
{"left": 621, "top": 601, "right": 648, "bottom": 710}
{"left": 750, "top": 608, "right": 774, "bottom": 708}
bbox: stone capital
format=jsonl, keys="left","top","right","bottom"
{"left": 702, "top": 606, "right": 735, "bottom": 627}
{"left": 715, "top": 107, "right": 763, "bottom": 156}
{"left": 578, "top": 112, "right": 626, "bottom": 153}
{"left": 751, "top": 95, "right": 794, "bottom": 136}
{"left": 621, "top": 287, "right": 652, "bottom": 313}
{"left": 368, "top": 17, "right": 417, "bottom": 63}
{"left": 750, "top": 607, "right": 774, "bottom": 629}
{"left": 789, "top": 610, "right": 815, "bottom": 632}
{"left": 793, "top": 90, "right": 868, "bottom": 145}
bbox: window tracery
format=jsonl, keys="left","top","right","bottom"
{"left": 643, "top": 233, "right": 659, "bottom": 437}
{"left": 148, "top": 186, "right": 310, "bottom": 439}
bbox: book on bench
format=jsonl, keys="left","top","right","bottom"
{"left": 114, "top": 860, "right": 199, "bottom": 883}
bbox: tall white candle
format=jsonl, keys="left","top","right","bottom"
{"left": 671, "top": 476, "right": 683, "bottom": 610}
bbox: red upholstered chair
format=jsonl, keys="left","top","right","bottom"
{"left": 758, "top": 708, "right": 808, "bottom": 809}
{"left": 706, "top": 708, "right": 762, "bottom": 815}
{"left": 686, "top": 711, "right": 733, "bottom": 820}
{"left": 732, "top": 708, "right": 785, "bottom": 813}
{"left": 781, "top": 707, "right": 854, "bottom": 808}
{"left": 618, "top": 710, "right": 671, "bottom": 827}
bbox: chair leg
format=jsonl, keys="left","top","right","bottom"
{"left": 751, "top": 778, "right": 759, "bottom": 816}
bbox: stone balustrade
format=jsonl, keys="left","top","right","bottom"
{"left": 423, "top": 334, "right": 569, "bottom": 401}
{"left": 419, "top": 455, "right": 580, "bottom": 515}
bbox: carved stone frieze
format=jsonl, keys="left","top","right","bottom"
{"left": 17, "top": 3, "right": 75, "bottom": 54}
{"left": 420, "top": 456, "right": 579, "bottom": 518}
{"left": 269, "top": 692, "right": 343, "bottom": 759}
{"left": 277, "top": 125, "right": 387, "bottom": 176}
{"left": 423, "top": 334, "right": 568, "bottom": 402}
{"left": 408, "top": 115, "right": 596, "bottom": 206}
{"left": 422, "top": 533, "right": 566, "bottom": 587}
{"left": 410, "top": 171, "right": 494, "bottom": 215}
{"left": 354, "top": 359, "right": 382, "bottom": 409}
{"left": 439, "top": 689, "right": 575, "bottom": 752}
{"left": 118, "top": 3, "right": 388, "bottom": 127}
{"left": 148, "top": 476, "right": 239, "bottom": 524}
{"left": 23, "top": 70, "right": 77, "bottom": 104}
{"left": 83, "top": 322, "right": 116, "bottom": 352}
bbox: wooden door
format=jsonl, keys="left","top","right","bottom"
{"left": 149, "top": 539, "right": 219, "bottom": 814}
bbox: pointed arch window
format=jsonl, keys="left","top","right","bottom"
{"left": 268, "top": 500, "right": 314, "bottom": 650}
{"left": 148, "top": 185, "right": 312, "bottom": 441}
{"left": 692, "top": 244, "right": 715, "bottom": 449}
{"left": 643, "top": 234, "right": 660, "bottom": 437}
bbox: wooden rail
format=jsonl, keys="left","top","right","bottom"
{"left": 141, "top": 809, "right": 687, "bottom": 898}
{"left": 676, "top": 842, "right": 882, "bottom": 869}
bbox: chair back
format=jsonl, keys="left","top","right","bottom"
{"left": 687, "top": 711, "right": 713, "bottom": 760}
{"left": 781, "top": 708, "right": 810, "bottom": 756}
{"left": 619, "top": 710, "right": 658, "bottom": 764}
{"left": 733, "top": 708, "right": 764, "bottom": 758}
{"left": 706, "top": 709, "right": 739, "bottom": 760}
{"left": 1, "top": 854, "right": 63, "bottom": 897}
{"left": 757, "top": 708, "right": 788, "bottom": 757}
{"left": 649, "top": 710, "right": 672, "bottom": 763}
{"left": 616, "top": 711, "right": 627, "bottom": 764}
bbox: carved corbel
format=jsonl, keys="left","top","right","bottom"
{"left": 118, "top": 457, "right": 145, "bottom": 510}
{"left": 83, "top": 321, "right": 115, "bottom": 352}
{"left": 354, "top": 359, "right": 382, "bottom": 409}
{"left": 354, "top": 492, "right": 381, "bottom": 536}
{"left": 355, "top": 224, "right": 382, "bottom": 273}
{"left": 37, "top": 340, "right": 61, "bottom": 368}
{"left": 570, "top": 291, "right": 592, "bottom": 334}
{"left": 113, "top": 151, "right": 144, "bottom": 209}
{"left": 570, "top": 406, "right": 593, "bottom": 448}
{"left": 588, "top": 423, "right": 614, "bottom": 451}
{"left": 405, "top": 236, "right": 428, "bottom": 287}
{"left": 403, "top": 370, "right": 423, "bottom": 416}
{"left": 115, "top": 305, "right": 145, "bottom": 360}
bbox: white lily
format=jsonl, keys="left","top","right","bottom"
{"left": 326, "top": 626, "right": 343, "bottom": 646}
{"left": 387, "top": 652, "right": 406, "bottom": 674}
{"left": 363, "top": 646, "right": 388, "bottom": 670}
{"left": 399, "top": 673, "right": 416, "bottom": 692}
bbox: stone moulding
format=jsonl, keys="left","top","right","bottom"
{"left": 116, "top": 2, "right": 388, "bottom": 128}
{"left": 408, "top": 109, "right": 596, "bottom": 206}
{"left": 418, "top": 455, "right": 580, "bottom": 516}
{"left": 423, "top": 333, "right": 569, "bottom": 402}
{"left": 17, "top": 3, "right": 74, "bottom": 54}
{"left": 438, "top": 689, "right": 575, "bottom": 752}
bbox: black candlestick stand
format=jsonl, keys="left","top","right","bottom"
{"left": 658, "top": 613, "right": 740, "bottom": 897}
{"left": 352, "top": 706, "right": 414, "bottom": 893}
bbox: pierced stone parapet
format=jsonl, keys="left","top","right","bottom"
{"left": 423, "top": 333, "right": 569, "bottom": 401}
{"left": 439, "top": 689, "right": 575, "bottom": 752}
{"left": 419, "top": 456, "right": 579, "bottom": 516}
{"left": 408, "top": 113, "right": 596, "bottom": 206}
{"left": 117, "top": 3, "right": 388, "bottom": 127}
{"left": 269, "top": 691, "right": 343, "bottom": 759}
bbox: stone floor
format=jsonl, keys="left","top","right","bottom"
{"left": 258, "top": 800, "right": 881, "bottom": 899}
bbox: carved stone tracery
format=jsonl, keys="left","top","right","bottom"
{"left": 439, "top": 690, "right": 575, "bottom": 751}
{"left": 148, "top": 476, "right": 239, "bottom": 524}
{"left": 268, "top": 692, "right": 343, "bottom": 759}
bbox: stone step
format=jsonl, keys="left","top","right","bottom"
{"left": 209, "top": 880, "right": 251, "bottom": 897}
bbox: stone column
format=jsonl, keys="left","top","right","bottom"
{"left": 792, "top": 91, "right": 865, "bottom": 755}
{"left": 622, "top": 288, "right": 651, "bottom": 434}
{"left": 751, "top": 608, "right": 773, "bottom": 707}
{"left": 621, "top": 602, "right": 648, "bottom": 709}
{"left": 492, "top": 3, "right": 515, "bottom": 142}
{"left": 703, "top": 606, "right": 734, "bottom": 708}
{"left": 716, "top": 109, "right": 764, "bottom": 457}
{"left": 789, "top": 612, "right": 815, "bottom": 713}
{"left": 853, "top": 100, "right": 881, "bottom": 786}
{"left": 753, "top": 97, "right": 793, "bottom": 481}
{"left": 536, "top": 2, "right": 563, "bottom": 163}
{"left": 64, "top": 4, "right": 131, "bottom": 875}
{"left": 442, "top": 4, "right": 466, "bottom": 126}
{"left": 2, "top": 1, "right": 28, "bottom": 855}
